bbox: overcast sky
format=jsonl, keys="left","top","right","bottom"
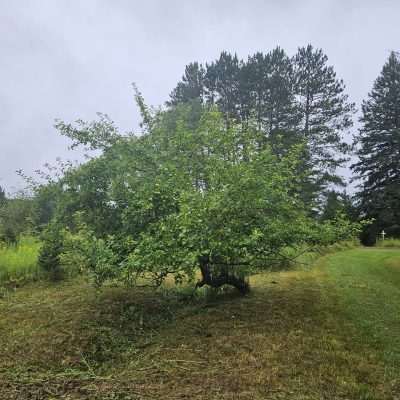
{"left": 1, "top": 0, "right": 399, "bottom": 192}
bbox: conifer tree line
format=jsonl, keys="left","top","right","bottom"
{"left": 169, "top": 47, "right": 400, "bottom": 244}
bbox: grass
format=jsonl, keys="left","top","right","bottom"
{"left": 323, "top": 248, "right": 400, "bottom": 369}
{"left": 376, "top": 238, "right": 400, "bottom": 248}
{"left": 0, "top": 236, "right": 41, "bottom": 288}
{"left": 0, "top": 247, "right": 399, "bottom": 399}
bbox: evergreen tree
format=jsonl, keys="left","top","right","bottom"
{"left": 294, "top": 45, "right": 355, "bottom": 189}
{"left": 321, "top": 190, "right": 358, "bottom": 221}
{"left": 258, "top": 48, "right": 299, "bottom": 137}
{"left": 168, "top": 46, "right": 355, "bottom": 206}
{"left": 204, "top": 51, "right": 241, "bottom": 122}
{"left": 250, "top": 47, "right": 301, "bottom": 151}
{"left": 352, "top": 52, "right": 400, "bottom": 242}
{"left": 167, "top": 62, "right": 205, "bottom": 106}
{"left": 0, "top": 186, "right": 6, "bottom": 206}
{"left": 245, "top": 52, "right": 267, "bottom": 130}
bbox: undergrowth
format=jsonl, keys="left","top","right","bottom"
{"left": 0, "top": 236, "right": 41, "bottom": 289}
{"left": 376, "top": 238, "right": 400, "bottom": 248}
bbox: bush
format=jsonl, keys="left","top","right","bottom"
{"left": 61, "top": 229, "right": 119, "bottom": 287}
{"left": 0, "top": 227, "right": 18, "bottom": 246}
{"left": 36, "top": 107, "right": 364, "bottom": 293}
{"left": 38, "top": 221, "right": 65, "bottom": 281}
{"left": 0, "top": 196, "right": 34, "bottom": 245}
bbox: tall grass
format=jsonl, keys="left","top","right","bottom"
{"left": 0, "top": 236, "right": 41, "bottom": 286}
{"left": 376, "top": 238, "right": 400, "bottom": 248}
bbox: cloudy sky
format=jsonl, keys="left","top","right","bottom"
{"left": 1, "top": 0, "right": 399, "bottom": 192}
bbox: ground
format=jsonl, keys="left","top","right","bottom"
{"left": 0, "top": 248, "right": 399, "bottom": 399}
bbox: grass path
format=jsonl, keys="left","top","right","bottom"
{"left": 0, "top": 248, "right": 399, "bottom": 399}
{"left": 323, "top": 248, "right": 400, "bottom": 369}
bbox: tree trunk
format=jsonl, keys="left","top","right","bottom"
{"left": 196, "top": 256, "right": 250, "bottom": 294}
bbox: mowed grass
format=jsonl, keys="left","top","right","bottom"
{"left": 324, "top": 248, "right": 400, "bottom": 369}
{"left": 0, "top": 237, "right": 41, "bottom": 287}
{"left": 0, "top": 248, "right": 399, "bottom": 399}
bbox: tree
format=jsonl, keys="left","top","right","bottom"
{"left": 124, "top": 108, "right": 315, "bottom": 293}
{"left": 0, "top": 195, "right": 33, "bottom": 244}
{"left": 167, "top": 62, "right": 206, "bottom": 106}
{"left": 168, "top": 47, "right": 355, "bottom": 208}
{"left": 204, "top": 52, "right": 242, "bottom": 123}
{"left": 320, "top": 190, "right": 358, "bottom": 222}
{"left": 352, "top": 51, "right": 400, "bottom": 243}
{"left": 0, "top": 186, "right": 6, "bottom": 205}
{"left": 247, "top": 47, "right": 300, "bottom": 144}
{"left": 43, "top": 99, "right": 360, "bottom": 293}
{"left": 38, "top": 220, "right": 65, "bottom": 280}
{"left": 293, "top": 45, "right": 355, "bottom": 191}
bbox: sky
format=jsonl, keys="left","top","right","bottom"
{"left": 1, "top": 0, "right": 399, "bottom": 192}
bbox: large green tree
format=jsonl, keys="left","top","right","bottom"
{"left": 247, "top": 47, "right": 300, "bottom": 143}
{"left": 0, "top": 186, "right": 6, "bottom": 206}
{"left": 0, "top": 195, "right": 33, "bottom": 244}
{"left": 293, "top": 45, "right": 356, "bottom": 190}
{"left": 169, "top": 46, "right": 355, "bottom": 205}
{"left": 352, "top": 52, "right": 400, "bottom": 243}
{"left": 204, "top": 52, "right": 242, "bottom": 123}
{"left": 167, "top": 62, "right": 205, "bottom": 106}
{"left": 41, "top": 101, "right": 360, "bottom": 292}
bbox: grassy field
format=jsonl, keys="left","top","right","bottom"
{"left": 0, "top": 247, "right": 399, "bottom": 399}
{"left": 0, "top": 237, "right": 41, "bottom": 288}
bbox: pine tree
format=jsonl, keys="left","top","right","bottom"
{"left": 204, "top": 51, "right": 241, "bottom": 122}
{"left": 294, "top": 45, "right": 355, "bottom": 189}
{"left": 265, "top": 47, "right": 300, "bottom": 137}
{"left": 320, "top": 190, "right": 357, "bottom": 221}
{"left": 352, "top": 51, "right": 400, "bottom": 242}
{"left": 0, "top": 186, "right": 6, "bottom": 206}
{"left": 246, "top": 47, "right": 298, "bottom": 138}
{"left": 167, "top": 62, "right": 205, "bottom": 106}
{"left": 168, "top": 47, "right": 355, "bottom": 207}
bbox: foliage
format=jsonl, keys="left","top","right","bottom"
{"left": 0, "top": 195, "right": 34, "bottom": 245}
{"left": 0, "top": 186, "right": 5, "bottom": 205}
{"left": 55, "top": 113, "right": 121, "bottom": 151}
{"left": 39, "top": 102, "right": 361, "bottom": 292}
{"left": 293, "top": 45, "right": 355, "bottom": 187}
{"left": 167, "top": 62, "right": 206, "bottom": 106}
{"left": 352, "top": 51, "right": 400, "bottom": 244}
{"left": 320, "top": 190, "right": 358, "bottom": 222}
{"left": 38, "top": 221, "right": 66, "bottom": 280}
{"left": 0, "top": 236, "right": 41, "bottom": 287}
{"left": 17, "top": 160, "right": 77, "bottom": 233}
{"left": 60, "top": 221, "right": 122, "bottom": 286}
{"left": 169, "top": 46, "right": 355, "bottom": 201}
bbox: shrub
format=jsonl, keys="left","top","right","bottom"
{"left": 38, "top": 221, "right": 65, "bottom": 281}
{"left": 60, "top": 227, "right": 119, "bottom": 287}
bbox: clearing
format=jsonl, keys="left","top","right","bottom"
{"left": 0, "top": 248, "right": 399, "bottom": 399}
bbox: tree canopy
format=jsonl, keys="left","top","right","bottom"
{"left": 33, "top": 101, "right": 360, "bottom": 291}
{"left": 352, "top": 51, "right": 400, "bottom": 244}
{"left": 169, "top": 46, "right": 355, "bottom": 201}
